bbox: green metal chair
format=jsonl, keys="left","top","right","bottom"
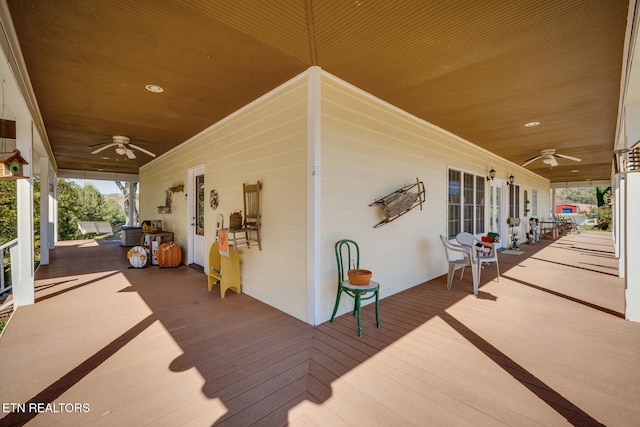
{"left": 330, "top": 239, "right": 380, "bottom": 337}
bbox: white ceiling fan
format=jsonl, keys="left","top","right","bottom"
{"left": 522, "top": 148, "right": 581, "bottom": 168}
{"left": 90, "top": 135, "right": 156, "bottom": 159}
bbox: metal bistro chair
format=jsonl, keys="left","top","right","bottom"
{"left": 330, "top": 239, "right": 380, "bottom": 337}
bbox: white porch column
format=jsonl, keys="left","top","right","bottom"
{"left": 39, "top": 156, "right": 49, "bottom": 265}
{"left": 50, "top": 170, "right": 57, "bottom": 247}
{"left": 622, "top": 100, "right": 640, "bottom": 320}
{"left": 128, "top": 181, "right": 134, "bottom": 226}
{"left": 306, "top": 66, "right": 322, "bottom": 325}
{"left": 625, "top": 172, "right": 640, "bottom": 321}
{"left": 616, "top": 175, "right": 625, "bottom": 278}
{"left": 13, "top": 121, "right": 34, "bottom": 307}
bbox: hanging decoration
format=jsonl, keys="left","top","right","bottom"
{"left": 209, "top": 188, "right": 219, "bottom": 209}
{"left": 369, "top": 177, "right": 426, "bottom": 228}
{"left": 157, "top": 190, "right": 172, "bottom": 214}
{"left": 0, "top": 80, "right": 27, "bottom": 180}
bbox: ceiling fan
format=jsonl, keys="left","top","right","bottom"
{"left": 522, "top": 148, "right": 581, "bottom": 168}
{"left": 90, "top": 135, "right": 156, "bottom": 159}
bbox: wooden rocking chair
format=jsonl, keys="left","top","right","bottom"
{"left": 228, "top": 181, "right": 262, "bottom": 250}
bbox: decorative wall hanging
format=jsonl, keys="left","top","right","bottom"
{"left": 369, "top": 177, "right": 426, "bottom": 228}
{"left": 157, "top": 185, "right": 184, "bottom": 214}
{"left": 157, "top": 190, "right": 172, "bottom": 214}
{"left": 209, "top": 188, "right": 219, "bottom": 210}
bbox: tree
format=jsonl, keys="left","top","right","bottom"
{"left": 116, "top": 181, "right": 138, "bottom": 225}
{"left": 0, "top": 180, "right": 17, "bottom": 245}
{"left": 57, "top": 179, "right": 126, "bottom": 240}
{"left": 0, "top": 179, "right": 40, "bottom": 266}
{"left": 596, "top": 187, "right": 611, "bottom": 207}
{"left": 555, "top": 187, "right": 597, "bottom": 205}
{"left": 57, "top": 179, "right": 84, "bottom": 240}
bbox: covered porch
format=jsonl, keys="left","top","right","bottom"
{"left": 1, "top": 230, "right": 638, "bottom": 426}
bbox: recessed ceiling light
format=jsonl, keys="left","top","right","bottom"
{"left": 524, "top": 121, "right": 540, "bottom": 127}
{"left": 145, "top": 84, "right": 164, "bottom": 93}
{"left": 571, "top": 169, "right": 579, "bottom": 173}
{"left": 101, "top": 156, "right": 110, "bottom": 160}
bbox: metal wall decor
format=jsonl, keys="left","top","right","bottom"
{"left": 209, "top": 188, "right": 219, "bottom": 209}
{"left": 157, "top": 190, "right": 172, "bottom": 214}
{"left": 369, "top": 177, "right": 426, "bottom": 228}
{"left": 157, "top": 185, "right": 184, "bottom": 214}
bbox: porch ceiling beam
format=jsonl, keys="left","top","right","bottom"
{"left": 57, "top": 169, "right": 138, "bottom": 183}
{"left": 550, "top": 180, "right": 611, "bottom": 189}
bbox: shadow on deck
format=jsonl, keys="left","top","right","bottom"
{"left": 0, "top": 232, "right": 638, "bottom": 426}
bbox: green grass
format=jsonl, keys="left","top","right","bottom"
{"left": 579, "top": 225, "right": 608, "bottom": 231}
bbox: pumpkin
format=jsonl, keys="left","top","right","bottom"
{"left": 157, "top": 241, "right": 182, "bottom": 267}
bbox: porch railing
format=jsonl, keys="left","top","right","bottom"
{"left": 1, "top": 238, "right": 18, "bottom": 303}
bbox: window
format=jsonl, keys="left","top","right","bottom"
{"left": 509, "top": 184, "right": 520, "bottom": 218}
{"left": 448, "top": 169, "right": 461, "bottom": 239}
{"left": 447, "top": 168, "right": 485, "bottom": 239}
{"left": 475, "top": 176, "right": 485, "bottom": 232}
{"left": 196, "top": 174, "right": 205, "bottom": 236}
{"left": 463, "top": 174, "right": 474, "bottom": 233}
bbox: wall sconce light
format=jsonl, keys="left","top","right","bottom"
{"left": 486, "top": 168, "right": 496, "bottom": 181}
{"left": 507, "top": 174, "right": 515, "bottom": 185}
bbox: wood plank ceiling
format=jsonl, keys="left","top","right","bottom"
{"left": 5, "top": 0, "right": 628, "bottom": 182}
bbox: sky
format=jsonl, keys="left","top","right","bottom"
{"left": 68, "top": 179, "right": 121, "bottom": 195}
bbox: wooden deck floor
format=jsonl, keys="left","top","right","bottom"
{"left": 1, "top": 231, "right": 639, "bottom": 426}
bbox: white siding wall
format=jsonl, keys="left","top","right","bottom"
{"left": 141, "top": 75, "right": 309, "bottom": 321}
{"left": 319, "top": 73, "right": 549, "bottom": 321}
{"left": 140, "top": 67, "right": 550, "bottom": 325}
{"left": 139, "top": 152, "right": 191, "bottom": 246}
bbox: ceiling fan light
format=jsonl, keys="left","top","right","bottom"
{"left": 115, "top": 147, "right": 126, "bottom": 155}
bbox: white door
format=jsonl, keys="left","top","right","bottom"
{"left": 188, "top": 165, "right": 206, "bottom": 268}
{"left": 489, "top": 180, "right": 506, "bottom": 249}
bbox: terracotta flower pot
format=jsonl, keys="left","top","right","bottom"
{"left": 348, "top": 269, "right": 372, "bottom": 286}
